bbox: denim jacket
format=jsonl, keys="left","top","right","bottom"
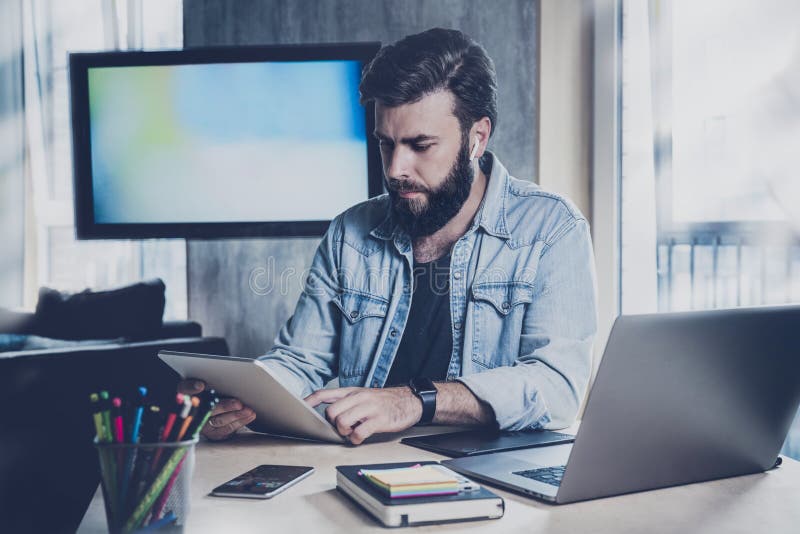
{"left": 258, "top": 152, "right": 597, "bottom": 431}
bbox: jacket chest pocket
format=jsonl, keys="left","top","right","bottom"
{"left": 333, "top": 289, "right": 389, "bottom": 324}
{"left": 332, "top": 289, "right": 389, "bottom": 380}
{"left": 469, "top": 281, "right": 534, "bottom": 368}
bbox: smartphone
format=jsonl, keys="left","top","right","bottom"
{"left": 210, "top": 464, "right": 315, "bottom": 499}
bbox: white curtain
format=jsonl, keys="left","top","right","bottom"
{"left": 20, "top": 0, "right": 187, "bottom": 318}
{"left": 0, "top": 0, "right": 26, "bottom": 308}
{"left": 619, "top": 0, "right": 659, "bottom": 314}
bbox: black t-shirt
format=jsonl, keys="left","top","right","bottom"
{"left": 385, "top": 253, "right": 453, "bottom": 386}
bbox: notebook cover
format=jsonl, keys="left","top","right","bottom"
{"left": 336, "top": 461, "right": 502, "bottom": 507}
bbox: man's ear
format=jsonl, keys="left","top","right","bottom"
{"left": 469, "top": 117, "right": 492, "bottom": 161}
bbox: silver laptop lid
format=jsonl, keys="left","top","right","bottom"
{"left": 557, "top": 306, "right": 800, "bottom": 504}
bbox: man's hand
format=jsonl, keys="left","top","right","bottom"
{"left": 177, "top": 379, "right": 256, "bottom": 441}
{"left": 305, "top": 387, "right": 423, "bottom": 445}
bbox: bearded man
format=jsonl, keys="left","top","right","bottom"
{"left": 182, "top": 28, "right": 597, "bottom": 444}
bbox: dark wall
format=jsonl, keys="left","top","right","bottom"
{"left": 184, "top": 0, "right": 540, "bottom": 357}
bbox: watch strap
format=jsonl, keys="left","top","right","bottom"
{"left": 408, "top": 378, "right": 437, "bottom": 424}
{"left": 417, "top": 389, "right": 436, "bottom": 424}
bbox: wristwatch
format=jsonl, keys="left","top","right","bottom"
{"left": 408, "top": 377, "right": 437, "bottom": 425}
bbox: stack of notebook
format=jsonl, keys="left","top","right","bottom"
{"left": 336, "top": 461, "right": 504, "bottom": 527}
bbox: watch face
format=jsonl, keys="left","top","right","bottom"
{"left": 410, "top": 377, "right": 437, "bottom": 395}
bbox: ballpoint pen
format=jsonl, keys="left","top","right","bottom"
{"left": 176, "top": 396, "right": 200, "bottom": 442}
{"left": 108, "top": 396, "right": 126, "bottom": 519}
{"left": 120, "top": 387, "right": 148, "bottom": 514}
{"left": 130, "top": 386, "right": 148, "bottom": 444}
{"left": 91, "top": 391, "right": 118, "bottom": 522}
{"left": 141, "top": 405, "right": 163, "bottom": 443}
{"left": 89, "top": 393, "right": 106, "bottom": 442}
{"left": 160, "top": 394, "right": 183, "bottom": 442}
{"left": 168, "top": 393, "right": 193, "bottom": 442}
{"left": 112, "top": 397, "right": 125, "bottom": 443}
{"left": 189, "top": 389, "right": 219, "bottom": 438}
{"left": 99, "top": 390, "right": 114, "bottom": 443}
{"left": 148, "top": 394, "right": 184, "bottom": 480}
{"left": 129, "top": 405, "right": 163, "bottom": 514}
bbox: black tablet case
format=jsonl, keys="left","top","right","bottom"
{"left": 401, "top": 429, "right": 575, "bottom": 457}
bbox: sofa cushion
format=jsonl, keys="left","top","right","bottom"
{"left": 35, "top": 279, "right": 166, "bottom": 340}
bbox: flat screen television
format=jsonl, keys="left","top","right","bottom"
{"left": 69, "top": 43, "right": 383, "bottom": 239}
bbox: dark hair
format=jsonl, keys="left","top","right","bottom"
{"left": 360, "top": 28, "right": 498, "bottom": 137}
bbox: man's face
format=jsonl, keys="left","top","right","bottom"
{"left": 374, "top": 90, "right": 475, "bottom": 238}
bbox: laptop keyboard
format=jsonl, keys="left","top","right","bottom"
{"left": 513, "top": 465, "right": 566, "bottom": 487}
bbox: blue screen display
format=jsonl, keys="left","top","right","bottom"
{"left": 88, "top": 59, "right": 369, "bottom": 223}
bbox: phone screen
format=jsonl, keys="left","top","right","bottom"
{"left": 212, "top": 465, "right": 314, "bottom": 497}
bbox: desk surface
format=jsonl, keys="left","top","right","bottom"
{"left": 78, "top": 427, "right": 800, "bottom": 534}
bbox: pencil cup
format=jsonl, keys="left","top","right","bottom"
{"left": 95, "top": 438, "right": 198, "bottom": 533}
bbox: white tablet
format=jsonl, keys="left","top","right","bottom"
{"left": 158, "top": 350, "right": 345, "bottom": 443}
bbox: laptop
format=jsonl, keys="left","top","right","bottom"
{"left": 442, "top": 305, "right": 800, "bottom": 504}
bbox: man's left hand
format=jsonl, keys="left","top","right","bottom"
{"left": 305, "top": 386, "right": 423, "bottom": 445}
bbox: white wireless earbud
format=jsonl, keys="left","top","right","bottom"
{"left": 469, "top": 137, "right": 480, "bottom": 161}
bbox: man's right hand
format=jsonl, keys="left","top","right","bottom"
{"left": 177, "top": 379, "right": 256, "bottom": 441}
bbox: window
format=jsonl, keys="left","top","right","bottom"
{"left": 23, "top": 0, "right": 187, "bottom": 318}
{"left": 621, "top": 0, "right": 800, "bottom": 314}
{"left": 618, "top": 0, "right": 800, "bottom": 459}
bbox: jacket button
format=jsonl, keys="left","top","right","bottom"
{"left": 350, "top": 311, "right": 359, "bottom": 319}
{"left": 501, "top": 301, "right": 510, "bottom": 310}
{"left": 454, "top": 321, "right": 462, "bottom": 330}
{"left": 390, "top": 329, "right": 398, "bottom": 337}
{"left": 453, "top": 271, "right": 463, "bottom": 280}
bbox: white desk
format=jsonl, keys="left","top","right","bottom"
{"left": 78, "top": 427, "right": 800, "bottom": 533}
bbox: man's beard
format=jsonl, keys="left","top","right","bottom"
{"left": 386, "top": 135, "right": 474, "bottom": 238}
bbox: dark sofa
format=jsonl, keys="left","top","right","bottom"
{"left": 0, "top": 319, "right": 228, "bottom": 533}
